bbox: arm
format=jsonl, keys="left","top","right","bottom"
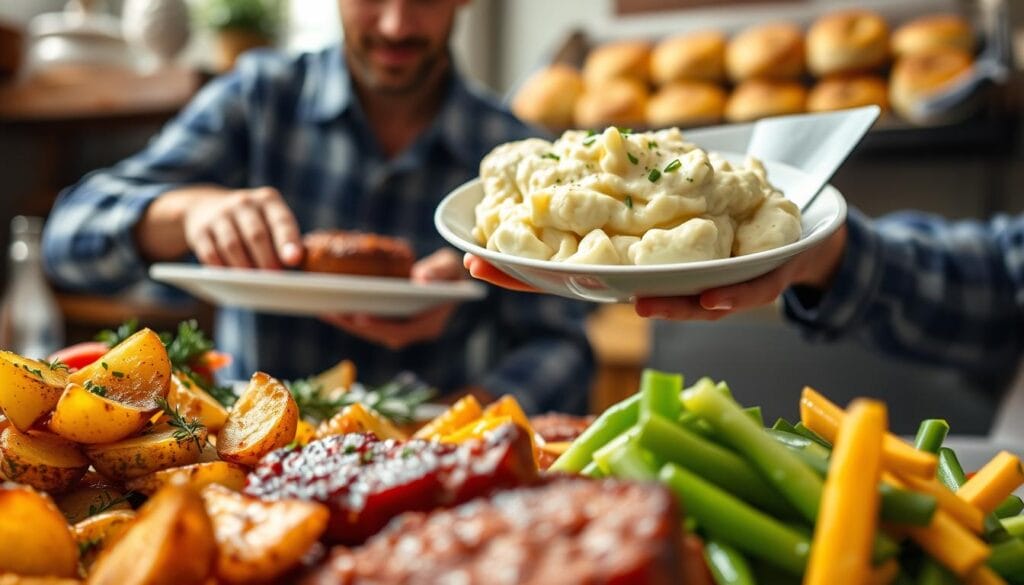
{"left": 42, "top": 58, "right": 258, "bottom": 292}
{"left": 482, "top": 292, "right": 595, "bottom": 415}
{"left": 779, "top": 209, "right": 1024, "bottom": 377}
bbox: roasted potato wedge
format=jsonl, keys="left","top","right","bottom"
{"left": 87, "top": 483, "right": 215, "bottom": 585}
{"left": 0, "top": 576, "right": 81, "bottom": 585}
{"left": 49, "top": 383, "right": 155, "bottom": 445}
{"left": 125, "top": 461, "right": 248, "bottom": 496}
{"left": 217, "top": 372, "right": 298, "bottom": 466}
{"left": 68, "top": 328, "right": 170, "bottom": 410}
{"left": 0, "top": 427, "right": 88, "bottom": 493}
{"left": 85, "top": 426, "right": 206, "bottom": 481}
{"left": 55, "top": 472, "right": 131, "bottom": 524}
{"left": 201, "top": 484, "right": 328, "bottom": 584}
{"left": 0, "top": 483, "right": 79, "bottom": 577}
{"left": 294, "top": 419, "right": 316, "bottom": 446}
{"left": 167, "top": 373, "right": 228, "bottom": 433}
{"left": 0, "top": 351, "right": 67, "bottom": 432}
{"left": 74, "top": 509, "right": 136, "bottom": 573}
{"left": 317, "top": 402, "right": 406, "bottom": 441}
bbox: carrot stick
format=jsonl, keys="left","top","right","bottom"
{"left": 800, "top": 387, "right": 937, "bottom": 478}
{"left": 888, "top": 472, "right": 985, "bottom": 534}
{"left": 966, "top": 565, "right": 1008, "bottom": 585}
{"left": 904, "top": 509, "right": 990, "bottom": 577}
{"left": 957, "top": 451, "right": 1024, "bottom": 516}
{"left": 804, "top": 399, "right": 887, "bottom": 585}
{"left": 412, "top": 395, "right": 482, "bottom": 440}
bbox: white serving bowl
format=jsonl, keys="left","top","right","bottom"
{"left": 435, "top": 155, "right": 847, "bottom": 302}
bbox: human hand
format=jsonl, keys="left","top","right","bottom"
{"left": 183, "top": 187, "right": 302, "bottom": 269}
{"left": 321, "top": 249, "right": 464, "bottom": 350}
{"left": 635, "top": 224, "right": 849, "bottom": 320}
{"left": 463, "top": 254, "right": 538, "bottom": 292}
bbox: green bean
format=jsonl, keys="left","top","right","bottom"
{"left": 913, "top": 419, "right": 949, "bottom": 454}
{"left": 772, "top": 418, "right": 799, "bottom": 434}
{"left": 751, "top": 560, "right": 801, "bottom": 585}
{"left": 936, "top": 447, "right": 967, "bottom": 490}
{"left": 704, "top": 539, "right": 756, "bottom": 585}
{"left": 764, "top": 429, "right": 831, "bottom": 476}
{"left": 637, "top": 413, "right": 795, "bottom": 517}
{"left": 682, "top": 384, "right": 823, "bottom": 523}
{"left": 715, "top": 380, "right": 734, "bottom": 398}
{"left": 591, "top": 428, "right": 640, "bottom": 473}
{"left": 917, "top": 560, "right": 958, "bottom": 585}
{"left": 744, "top": 406, "right": 764, "bottom": 427}
{"left": 879, "top": 482, "right": 937, "bottom": 526}
{"left": 580, "top": 460, "right": 604, "bottom": 478}
{"left": 659, "top": 463, "right": 810, "bottom": 575}
{"left": 599, "top": 437, "right": 660, "bottom": 482}
{"left": 549, "top": 393, "right": 640, "bottom": 473}
{"left": 1003, "top": 516, "right": 1024, "bottom": 538}
{"left": 995, "top": 495, "right": 1024, "bottom": 519}
{"left": 678, "top": 411, "right": 716, "bottom": 438}
{"left": 639, "top": 369, "right": 683, "bottom": 422}
{"left": 792, "top": 422, "right": 831, "bottom": 448}
{"left": 987, "top": 537, "right": 1024, "bottom": 580}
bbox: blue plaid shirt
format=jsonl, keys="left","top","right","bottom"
{"left": 783, "top": 208, "right": 1024, "bottom": 389}
{"left": 42, "top": 46, "right": 594, "bottom": 414}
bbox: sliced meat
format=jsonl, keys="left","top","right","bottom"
{"left": 245, "top": 424, "right": 537, "bottom": 545}
{"left": 529, "top": 413, "right": 595, "bottom": 443}
{"left": 302, "top": 477, "right": 683, "bottom": 585}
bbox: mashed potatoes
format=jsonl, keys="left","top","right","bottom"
{"left": 473, "top": 127, "right": 801, "bottom": 265}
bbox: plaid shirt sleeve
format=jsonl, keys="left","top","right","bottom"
{"left": 783, "top": 209, "right": 1024, "bottom": 378}
{"left": 481, "top": 290, "right": 595, "bottom": 414}
{"left": 41, "top": 57, "right": 256, "bottom": 293}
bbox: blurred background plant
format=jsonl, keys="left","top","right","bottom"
{"left": 194, "top": 0, "right": 284, "bottom": 71}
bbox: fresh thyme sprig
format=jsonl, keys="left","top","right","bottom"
{"left": 87, "top": 490, "right": 134, "bottom": 517}
{"left": 286, "top": 372, "right": 436, "bottom": 424}
{"left": 46, "top": 358, "right": 69, "bottom": 373}
{"left": 96, "top": 318, "right": 139, "bottom": 348}
{"left": 156, "top": 397, "right": 208, "bottom": 452}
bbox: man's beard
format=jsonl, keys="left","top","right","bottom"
{"left": 347, "top": 37, "right": 448, "bottom": 96}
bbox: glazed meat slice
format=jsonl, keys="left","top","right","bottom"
{"left": 302, "top": 478, "right": 684, "bottom": 585}
{"left": 245, "top": 424, "right": 537, "bottom": 545}
{"left": 529, "top": 413, "right": 595, "bottom": 443}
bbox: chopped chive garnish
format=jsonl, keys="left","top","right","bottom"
{"left": 541, "top": 152, "right": 560, "bottom": 161}
{"left": 617, "top": 127, "right": 632, "bottom": 135}
{"left": 648, "top": 169, "right": 661, "bottom": 183}
{"left": 625, "top": 195, "right": 633, "bottom": 209}
{"left": 112, "top": 371, "right": 125, "bottom": 378}
{"left": 686, "top": 177, "right": 694, "bottom": 183}
{"left": 647, "top": 141, "right": 658, "bottom": 150}
{"left": 583, "top": 137, "right": 596, "bottom": 147}
{"left": 101, "top": 361, "right": 108, "bottom": 370}
{"left": 586, "top": 129, "right": 597, "bottom": 137}
{"left": 664, "top": 159, "right": 682, "bottom": 173}
{"left": 627, "top": 152, "right": 639, "bottom": 165}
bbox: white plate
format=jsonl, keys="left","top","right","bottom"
{"left": 435, "top": 156, "right": 847, "bottom": 302}
{"left": 150, "top": 264, "right": 488, "bottom": 317}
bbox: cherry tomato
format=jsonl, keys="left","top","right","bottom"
{"left": 47, "top": 341, "right": 109, "bottom": 371}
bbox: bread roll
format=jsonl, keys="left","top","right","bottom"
{"left": 574, "top": 78, "right": 648, "bottom": 129}
{"left": 807, "top": 10, "right": 890, "bottom": 76}
{"left": 511, "top": 64, "right": 584, "bottom": 130}
{"left": 650, "top": 31, "right": 727, "bottom": 84}
{"left": 725, "top": 80, "right": 807, "bottom": 123}
{"left": 582, "top": 40, "right": 652, "bottom": 87}
{"left": 889, "top": 48, "right": 973, "bottom": 121}
{"left": 892, "top": 14, "right": 974, "bottom": 58}
{"left": 647, "top": 81, "right": 726, "bottom": 128}
{"left": 726, "top": 23, "right": 805, "bottom": 82}
{"left": 808, "top": 75, "right": 889, "bottom": 112}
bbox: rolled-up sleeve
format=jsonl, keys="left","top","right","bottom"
{"left": 783, "top": 209, "right": 1024, "bottom": 379}
{"left": 482, "top": 291, "right": 595, "bottom": 415}
{"left": 42, "top": 58, "right": 256, "bottom": 293}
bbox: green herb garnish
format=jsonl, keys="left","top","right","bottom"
{"left": 47, "top": 358, "right": 69, "bottom": 373}
{"left": 648, "top": 169, "right": 661, "bottom": 183}
{"left": 84, "top": 380, "right": 108, "bottom": 397}
{"left": 617, "top": 127, "right": 632, "bottom": 135}
{"left": 86, "top": 491, "right": 134, "bottom": 518}
{"left": 101, "top": 361, "right": 108, "bottom": 370}
{"left": 541, "top": 152, "right": 560, "bottom": 161}
{"left": 20, "top": 364, "right": 43, "bottom": 379}
{"left": 156, "top": 397, "right": 207, "bottom": 452}
{"left": 627, "top": 152, "right": 639, "bottom": 165}
{"left": 625, "top": 195, "right": 634, "bottom": 209}
{"left": 286, "top": 372, "right": 436, "bottom": 424}
{"left": 96, "top": 319, "right": 138, "bottom": 348}
{"left": 664, "top": 159, "right": 682, "bottom": 173}
{"left": 647, "top": 141, "right": 658, "bottom": 150}
{"left": 112, "top": 371, "right": 125, "bottom": 378}
{"left": 583, "top": 137, "right": 596, "bottom": 147}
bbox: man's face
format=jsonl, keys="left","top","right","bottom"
{"left": 339, "top": 0, "right": 466, "bottom": 95}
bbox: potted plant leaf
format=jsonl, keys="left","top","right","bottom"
{"left": 196, "top": 0, "right": 283, "bottom": 72}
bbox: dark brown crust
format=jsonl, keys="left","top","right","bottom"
{"left": 301, "top": 477, "right": 684, "bottom": 585}
{"left": 302, "top": 231, "right": 415, "bottom": 278}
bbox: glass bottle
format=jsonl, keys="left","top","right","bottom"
{"left": 0, "top": 216, "right": 65, "bottom": 359}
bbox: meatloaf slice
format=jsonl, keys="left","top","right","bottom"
{"left": 301, "top": 477, "right": 683, "bottom": 585}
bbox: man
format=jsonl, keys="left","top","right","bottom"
{"left": 43, "top": 0, "right": 594, "bottom": 414}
